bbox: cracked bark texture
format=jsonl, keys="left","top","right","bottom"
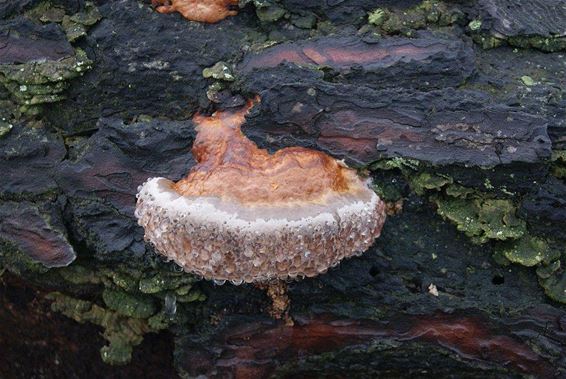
{"left": 1, "top": 0, "right": 566, "bottom": 378}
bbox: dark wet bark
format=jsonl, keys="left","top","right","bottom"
{"left": 0, "top": 273, "right": 177, "bottom": 379}
{"left": 1, "top": 0, "right": 566, "bottom": 378}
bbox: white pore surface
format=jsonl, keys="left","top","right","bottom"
{"left": 137, "top": 177, "right": 377, "bottom": 231}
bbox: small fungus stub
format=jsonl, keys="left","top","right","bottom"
{"left": 151, "top": 0, "right": 238, "bottom": 23}
{"left": 135, "top": 99, "right": 386, "bottom": 284}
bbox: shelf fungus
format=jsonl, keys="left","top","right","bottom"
{"left": 151, "top": 0, "right": 238, "bottom": 23}
{"left": 135, "top": 98, "right": 386, "bottom": 319}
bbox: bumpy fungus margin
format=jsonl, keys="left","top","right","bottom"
{"left": 151, "top": 0, "right": 238, "bottom": 23}
{"left": 136, "top": 98, "right": 386, "bottom": 285}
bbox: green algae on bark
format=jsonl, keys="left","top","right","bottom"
{"left": 1, "top": 1, "right": 100, "bottom": 117}
{"left": 371, "top": 160, "right": 528, "bottom": 244}
{"left": 0, "top": 122, "right": 13, "bottom": 138}
{"left": 372, "top": 161, "right": 528, "bottom": 244}
{"left": 368, "top": 1, "right": 463, "bottom": 36}
{"left": 539, "top": 270, "right": 566, "bottom": 303}
{"left": 1, "top": 248, "right": 206, "bottom": 366}
{"left": 44, "top": 262, "right": 205, "bottom": 365}
{"left": 466, "top": 0, "right": 566, "bottom": 52}
{"left": 470, "top": 33, "right": 566, "bottom": 52}
{"left": 0, "top": 49, "right": 92, "bottom": 116}
{"left": 370, "top": 157, "right": 421, "bottom": 173}
{"left": 368, "top": 156, "right": 565, "bottom": 304}
{"left": 434, "top": 197, "right": 526, "bottom": 244}
{"left": 409, "top": 172, "right": 453, "bottom": 196}
{"left": 103, "top": 288, "right": 157, "bottom": 319}
{"left": 26, "top": 1, "right": 102, "bottom": 42}
{"left": 0, "top": 242, "right": 50, "bottom": 276}
{"left": 496, "top": 235, "right": 560, "bottom": 267}
{"left": 61, "top": 2, "right": 102, "bottom": 42}
{"left": 245, "top": 0, "right": 287, "bottom": 23}
{"left": 202, "top": 61, "right": 235, "bottom": 82}
{"left": 536, "top": 260, "right": 561, "bottom": 280}
{"left": 507, "top": 36, "right": 566, "bottom": 53}
{"left": 57, "top": 263, "right": 204, "bottom": 304}
{"left": 551, "top": 151, "right": 566, "bottom": 178}
{"left": 47, "top": 292, "right": 156, "bottom": 365}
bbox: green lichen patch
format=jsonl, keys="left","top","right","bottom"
{"left": 0, "top": 121, "right": 13, "bottom": 138}
{"left": 57, "top": 262, "right": 203, "bottom": 303}
{"left": 369, "top": 159, "right": 528, "bottom": 245}
{"left": 0, "top": 49, "right": 92, "bottom": 115}
{"left": 102, "top": 288, "right": 157, "bottom": 319}
{"left": 25, "top": 1, "right": 66, "bottom": 23}
{"left": 138, "top": 271, "right": 198, "bottom": 294}
{"left": 59, "top": 264, "right": 102, "bottom": 285}
{"left": 147, "top": 309, "right": 175, "bottom": 330}
{"left": 496, "top": 236, "right": 559, "bottom": 267}
{"left": 0, "top": 241, "right": 50, "bottom": 276}
{"left": 202, "top": 61, "right": 235, "bottom": 82}
{"left": 507, "top": 35, "right": 566, "bottom": 53}
{"left": 445, "top": 184, "right": 476, "bottom": 199}
{"left": 434, "top": 197, "right": 526, "bottom": 244}
{"left": 368, "top": 9, "right": 388, "bottom": 27}
{"left": 409, "top": 172, "right": 452, "bottom": 195}
{"left": 368, "top": 156, "right": 563, "bottom": 304}
{"left": 370, "top": 157, "right": 420, "bottom": 172}
{"left": 468, "top": 19, "right": 482, "bottom": 31}
{"left": 551, "top": 150, "right": 566, "bottom": 179}
{"left": 62, "top": 2, "right": 102, "bottom": 42}
{"left": 32, "top": 258, "right": 206, "bottom": 364}
{"left": 4, "top": 1, "right": 101, "bottom": 116}
{"left": 536, "top": 260, "right": 561, "bottom": 280}
{"left": 470, "top": 32, "right": 566, "bottom": 53}
{"left": 255, "top": 4, "right": 287, "bottom": 23}
{"left": 27, "top": 1, "right": 101, "bottom": 42}
{"left": 539, "top": 269, "right": 566, "bottom": 303}
{"left": 177, "top": 289, "right": 206, "bottom": 303}
{"left": 106, "top": 270, "right": 139, "bottom": 292}
{"left": 434, "top": 197, "right": 483, "bottom": 241}
{"left": 367, "top": 1, "right": 463, "bottom": 36}
{"left": 48, "top": 292, "right": 159, "bottom": 365}
{"left": 520, "top": 75, "right": 536, "bottom": 86}
{"left": 46, "top": 261, "right": 205, "bottom": 365}
{"left": 470, "top": 34, "right": 504, "bottom": 50}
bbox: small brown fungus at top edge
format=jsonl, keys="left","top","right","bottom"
{"left": 135, "top": 96, "right": 387, "bottom": 284}
{"left": 151, "top": 0, "right": 238, "bottom": 23}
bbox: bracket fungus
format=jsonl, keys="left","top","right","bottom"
{"left": 135, "top": 98, "right": 386, "bottom": 315}
{"left": 151, "top": 0, "right": 238, "bottom": 23}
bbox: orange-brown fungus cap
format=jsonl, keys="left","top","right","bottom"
{"left": 151, "top": 0, "right": 238, "bottom": 23}
{"left": 174, "top": 102, "right": 351, "bottom": 205}
{"left": 135, "top": 98, "right": 386, "bottom": 284}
